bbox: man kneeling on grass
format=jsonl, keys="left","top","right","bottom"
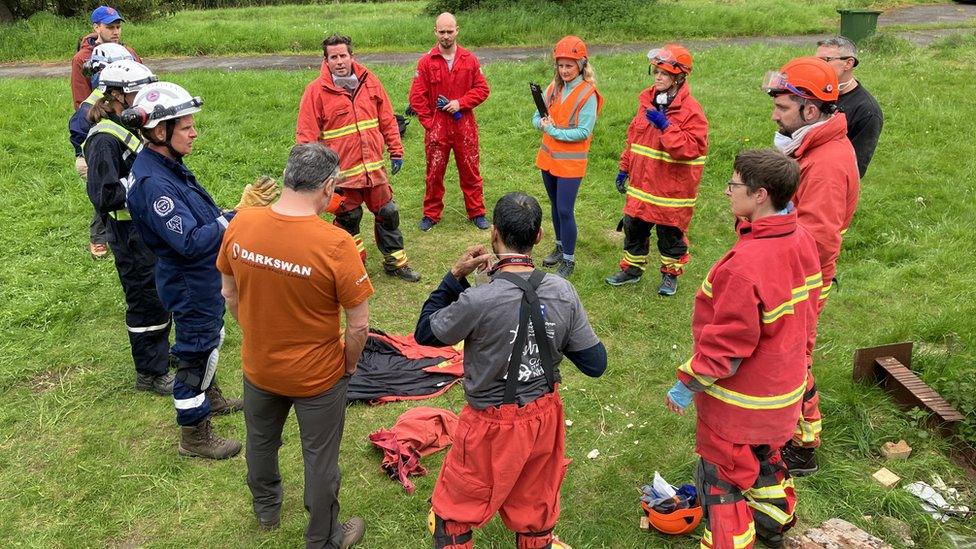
{"left": 414, "top": 191, "right": 608, "bottom": 549}
{"left": 665, "top": 150, "right": 822, "bottom": 549}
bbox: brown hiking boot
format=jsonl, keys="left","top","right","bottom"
{"left": 340, "top": 516, "right": 365, "bottom": 548}
{"left": 178, "top": 418, "right": 242, "bottom": 460}
{"left": 207, "top": 382, "right": 243, "bottom": 415}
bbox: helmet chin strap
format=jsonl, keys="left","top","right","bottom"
{"left": 146, "top": 120, "right": 184, "bottom": 160}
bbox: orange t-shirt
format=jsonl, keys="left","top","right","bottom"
{"left": 217, "top": 207, "right": 374, "bottom": 397}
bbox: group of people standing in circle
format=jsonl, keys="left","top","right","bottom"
{"left": 64, "top": 4, "right": 883, "bottom": 547}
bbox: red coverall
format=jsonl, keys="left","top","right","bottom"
{"left": 676, "top": 212, "right": 822, "bottom": 548}
{"left": 789, "top": 113, "right": 860, "bottom": 447}
{"left": 618, "top": 83, "right": 708, "bottom": 276}
{"left": 70, "top": 33, "right": 140, "bottom": 109}
{"left": 296, "top": 60, "right": 408, "bottom": 268}
{"left": 408, "top": 45, "right": 490, "bottom": 222}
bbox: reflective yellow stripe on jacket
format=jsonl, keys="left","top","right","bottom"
{"left": 626, "top": 186, "right": 697, "bottom": 208}
{"left": 320, "top": 118, "right": 379, "bottom": 141}
{"left": 704, "top": 381, "right": 805, "bottom": 411}
{"left": 702, "top": 522, "right": 756, "bottom": 549}
{"left": 631, "top": 143, "right": 706, "bottom": 166}
{"left": 340, "top": 159, "right": 385, "bottom": 178}
{"left": 761, "top": 273, "right": 823, "bottom": 324}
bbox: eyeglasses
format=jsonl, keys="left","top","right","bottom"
{"left": 817, "top": 56, "right": 854, "bottom": 63}
{"left": 727, "top": 181, "right": 749, "bottom": 192}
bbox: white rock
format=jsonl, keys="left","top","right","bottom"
{"left": 565, "top": 419, "right": 573, "bottom": 427}
{"left": 586, "top": 449, "right": 600, "bottom": 459}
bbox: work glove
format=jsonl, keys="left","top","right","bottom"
{"left": 645, "top": 108, "right": 670, "bottom": 130}
{"left": 391, "top": 157, "right": 403, "bottom": 175}
{"left": 236, "top": 175, "right": 279, "bottom": 209}
{"left": 667, "top": 380, "right": 693, "bottom": 409}
{"left": 615, "top": 171, "right": 629, "bottom": 194}
{"left": 437, "top": 95, "right": 462, "bottom": 120}
{"left": 74, "top": 156, "right": 88, "bottom": 181}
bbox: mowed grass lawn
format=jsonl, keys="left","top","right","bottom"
{"left": 0, "top": 0, "right": 948, "bottom": 62}
{"left": 1, "top": 35, "right": 976, "bottom": 547}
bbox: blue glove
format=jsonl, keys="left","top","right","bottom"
{"left": 615, "top": 171, "right": 629, "bottom": 194}
{"left": 646, "top": 108, "right": 670, "bottom": 130}
{"left": 437, "top": 95, "right": 462, "bottom": 120}
{"left": 391, "top": 158, "right": 403, "bottom": 175}
{"left": 667, "top": 380, "right": 693, "bottom": 409}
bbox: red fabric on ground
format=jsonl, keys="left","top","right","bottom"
{"left": 368, "top": 407, "right": 458, "bottom": 494}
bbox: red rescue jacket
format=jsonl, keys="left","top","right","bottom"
{"left": 70, "top": 33, "right": 140, "bottom": 109}
{"left": 620, "top": 83, "right": 708, "bottom": 232}
{"left": 296, "top": 61, "right": 403, "bottom": 189}
{"left": 677, "top": 212, "right": 822, "bottom": 445}
{"left": 535, "top": 80, "right": 604, "bottom": 178}
{"left": 790, "top": 113, "right": 861, "bottom": 286}
{"left": 408, "top": 45, "right": 490, "bottom": 134}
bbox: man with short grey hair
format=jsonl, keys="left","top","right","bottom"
{"left": 816, "top": 36, "right": 883, "bottom": 177}
{"left": 218, "top": 142, "right": 370, "bottom": 548}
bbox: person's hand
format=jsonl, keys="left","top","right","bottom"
{"left": 236, "top": 175, "right": 279, "bottom": 209}
{"left": 450, "top": 244, "right": 492, "bottom": 280}
{"left": 345, "top": 363, "right": 357, "bottom": 376}
{"left": 74, "top": 156, "right": 88, "bottom": 180}
{"left": 665, "top": 394, "right": 685, "bottom": 415}
{"left": 615, "top": 171, "right": 629, "bottom": 194}
{"left": 665, "top": 380, "right": 693, "bottom": 415}
{"left": 645, "top": 108, "right": 670, "bottom": 130}
{"left": 444, "top": 99, "right": 461, "bottom": 114}
{"left": 391, "top": 157, "right": 403, "bottom": 175}
{"left": 539, "top": 116, "right": 553, "bottom": 130}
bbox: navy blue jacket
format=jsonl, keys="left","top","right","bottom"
{"left": 128, "top": 147, "right": 235, "bottom": 323}
{"left": 68, "top": 103, "right": 94, "bottom": 157}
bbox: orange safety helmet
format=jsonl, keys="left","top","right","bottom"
{"left": 762, "top": 56, "right": 838, "bottom": 102}
{"left": 642, "top": 500, "right": 703, "bottom": 535}
{"left": 648, "top": 44, "right": 693, "bottom": 75}
{"left": 553, "top": 35, "right": 588, "bottom": 61}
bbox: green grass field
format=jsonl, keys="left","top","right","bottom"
{"left": 1, "top": 30, "right": 976, "bottom": 547}
{"left": 0, "top": 0, "right": 948, "bottom": 62}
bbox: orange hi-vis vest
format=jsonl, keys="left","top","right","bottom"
{"left": 535, "top": 80, "right": 604, "bottom": 178}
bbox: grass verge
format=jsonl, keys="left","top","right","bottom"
{"left": 0, "top": 0, "right": 948, "bottom": 63}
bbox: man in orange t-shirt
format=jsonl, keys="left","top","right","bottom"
{"left": 218, "top": 142, "right": 371, "bottom": 548}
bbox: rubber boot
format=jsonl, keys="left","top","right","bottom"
{"left": 179, "top": 418, "right": 242, "bottom": 459}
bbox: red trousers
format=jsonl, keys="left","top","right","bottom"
{"left": 432, "top": 390, "right": 568, "bottom": 549}
{"left": 795, "top": 287, "right": 830, "bottom": 447}
{"left": 697, "top": 420, "right": 797, "bottom": 549}
{"left": 423, "top": 118, "right": 486, "bottom": 222}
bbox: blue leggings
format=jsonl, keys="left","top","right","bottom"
{"left": 541, "top": 170, "right": 582, "bottom": 257}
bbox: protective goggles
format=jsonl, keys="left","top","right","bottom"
{"left": 762, "top": 71, "right": 815, "bottom": 100}
{"left": 647, "top": 48, "right": 688, "bottom": 74}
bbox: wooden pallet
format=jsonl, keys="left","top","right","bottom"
{"left": 852, "top": 342, "right": 964, "bottom": 434}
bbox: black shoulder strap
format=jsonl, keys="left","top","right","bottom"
{"left": 496, "top": 270, "right": 556, "bottom": 404}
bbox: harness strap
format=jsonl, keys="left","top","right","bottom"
{"left": 495, "top": 270, "right": 556, "bottom": 405}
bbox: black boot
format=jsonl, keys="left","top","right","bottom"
{"left": 542, "top": 245, "right": 563, "bottom": 268}
{"left": 780, "top": 442, "right": 818, "bottom": 476}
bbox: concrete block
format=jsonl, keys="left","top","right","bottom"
{"left": 880, "top": 440, "right": 912, "bottom": 460}
{"left": 872, "top": 467, "right": 901, "bottom": 489}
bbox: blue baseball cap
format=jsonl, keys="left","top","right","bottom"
{"left": 91, "top": 6, "right": 124, "bottom": 25}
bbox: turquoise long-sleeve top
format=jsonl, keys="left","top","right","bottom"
{"left": 532, "top": 75, "right": 598, "bottom": 142}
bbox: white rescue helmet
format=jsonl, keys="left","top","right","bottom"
{"left": 97, "top": 60, "right": 158, "bottom": 93}
{"left": 84, "top": 42, "right": 134, "bottom": 76}
{"left": 126, "top": 81, "right": 203, "bottom": 129}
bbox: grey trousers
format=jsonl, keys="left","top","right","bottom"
{"left": 244, "top": 375, "right": 348, "bottom": 549}
{"left": 91, "top": 212, "right": 107, "bottom": 244}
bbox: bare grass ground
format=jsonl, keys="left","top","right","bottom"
{"left": 0, "top": 36, "right": 975, "bottom": 547}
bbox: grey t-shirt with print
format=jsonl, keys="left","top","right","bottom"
{"left": 429, "top": 271, "right": 600, "bottom": 409}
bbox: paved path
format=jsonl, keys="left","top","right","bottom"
{"left": 1, "top": 2, "right": 973, "bottom": 79}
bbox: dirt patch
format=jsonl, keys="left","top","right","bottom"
{"left": 27, "top": 369, "right": 64, "bottom": 394}
{"left": 107, "top": 531, "right": 147, "bottom": 549}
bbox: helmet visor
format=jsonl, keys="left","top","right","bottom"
{"left": 647, "top": 48, "right": 687, "bottom": 73}
{"left": 762, "top": 70, "right": 814, "bottom": 100}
